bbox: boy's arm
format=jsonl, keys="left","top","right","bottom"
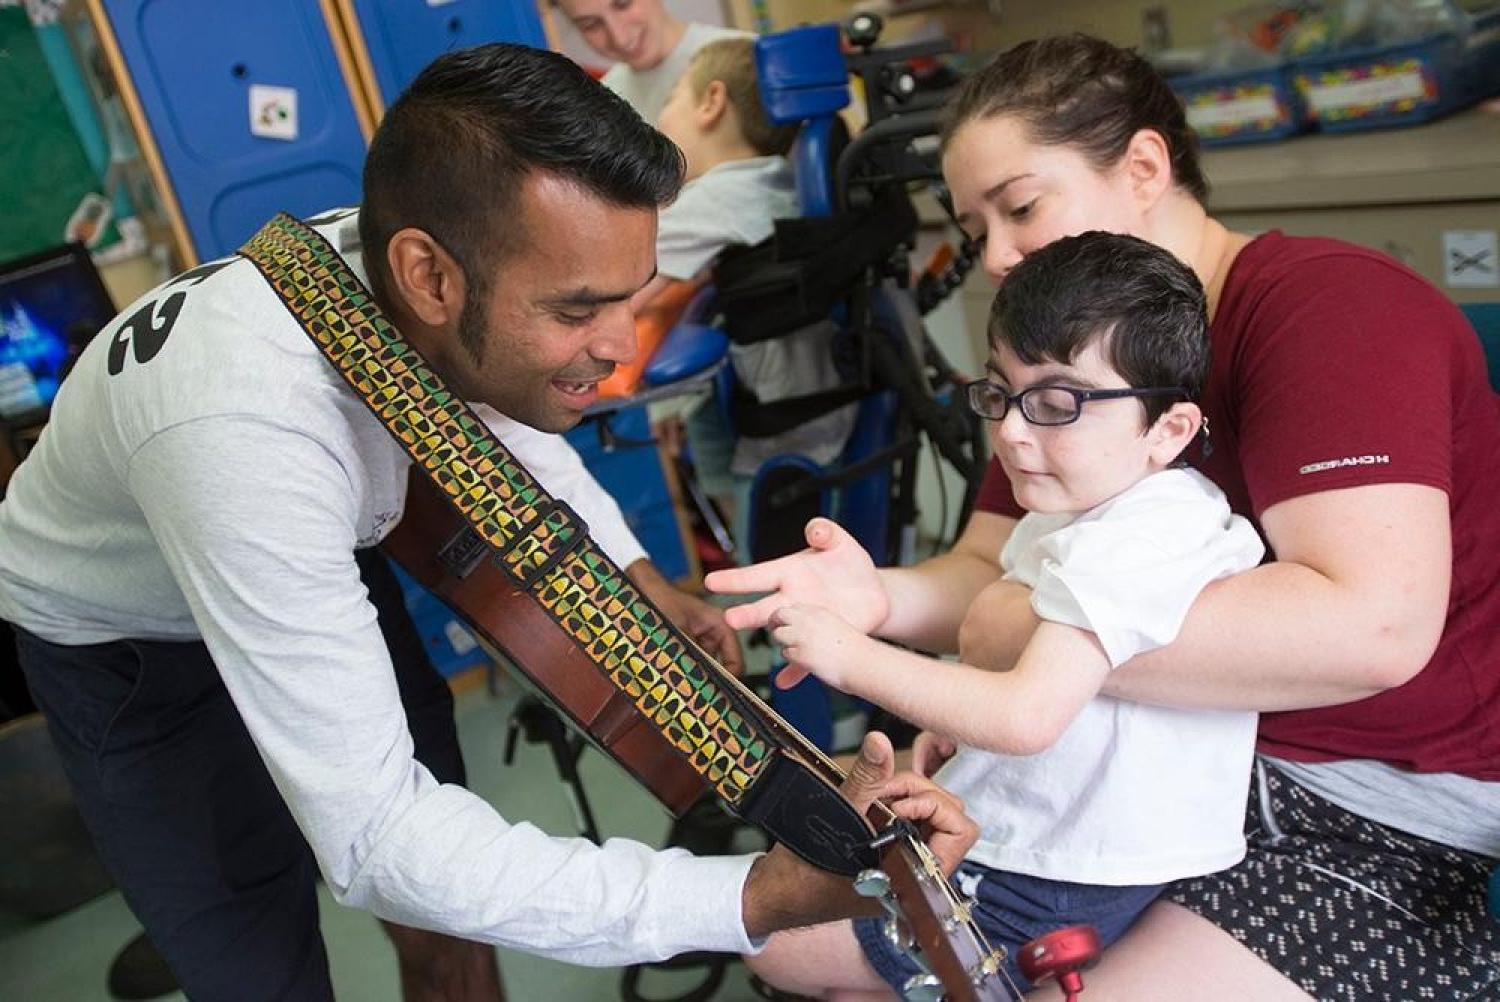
{"left": 877, "top": 511, "right": 1017, "bottom": 653}
{"left": 713, "top": 512, "right": 1019, "bottom": 653}
{"left": 772, "top": 605, "right": 1109, "bottom": 756}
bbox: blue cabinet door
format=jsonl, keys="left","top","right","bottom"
{"left": 347, "top": 0, "right": 547, "bottom": 109}
{"left": 101, "top": 0, "right": 368, "bottom": 261}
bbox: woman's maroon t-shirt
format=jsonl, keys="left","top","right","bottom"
{"left": 974, "top": 232, "right": 1500, "bottom": 779}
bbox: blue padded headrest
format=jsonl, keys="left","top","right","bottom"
{"left": 756, "top": 23, "right": 849, "bottom": 125}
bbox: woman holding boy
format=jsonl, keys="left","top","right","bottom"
{"left": 710, "top": 33, "right": 1500, "bottom": 1001}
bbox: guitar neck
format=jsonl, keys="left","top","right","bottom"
{"left": 881, "top": 835, "right": 1017, "bottom": 1001}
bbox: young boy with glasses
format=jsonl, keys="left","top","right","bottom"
{"left": 744, "top": 230, "right": 1267, "bottom": 997}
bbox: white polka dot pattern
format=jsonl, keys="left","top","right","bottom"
{"left": 1169, "top": 766, "right": 1500, "bottom": 1000}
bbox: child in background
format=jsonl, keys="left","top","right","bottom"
{"left": 744, "top": 231, "right": 1266, "bottom": 997}
{"left": 643, "top": 38, "right": 857, "bottom": 538}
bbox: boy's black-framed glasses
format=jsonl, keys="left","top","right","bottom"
{"left": 965, "top": 380, "right": 1189, "bottom": 427}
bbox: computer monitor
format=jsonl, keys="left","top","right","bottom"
{"left": 0, "top": 242, "right": 116, "bottom": 421}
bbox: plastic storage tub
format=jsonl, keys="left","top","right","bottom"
{"left": 1291, "top": 6, "right": 1500, "bottom": 132}
{"left": 1172, "top": 64, "right": 1310, "bottom": 146}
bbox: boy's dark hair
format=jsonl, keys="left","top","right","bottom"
{"left": 359, "top": 43, "right": 685, "bottom": 350}
{"left": 942, "top": 34, "right": 1208, "bottom": 205}
{"left": 989, "top": 231, "right": 1209, "bottom": 424}
{"left": 686, "top": 38, "right": 798, "bottom": 157}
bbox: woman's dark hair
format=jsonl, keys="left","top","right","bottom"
{"left": 989, "top": 230, "right": 1209, "bottom": 424}
{"left": 359, "top": 43, "right": 685, "bottom": 339}
{"left": 942, "top": 34, "right": 1208, "bottom": 204}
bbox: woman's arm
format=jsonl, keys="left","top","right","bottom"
{"left": 962, "top": 483, "right": 1448, "bottom": 712}
{"left": 876, "top": 510, "right": 1019, "bottom": 652}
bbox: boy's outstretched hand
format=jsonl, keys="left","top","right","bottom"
{"left": 767, "top": 602, "right": 875, "bottom": 691}
{"left": 704, "top": 517, "right": 889, "bottom": 636}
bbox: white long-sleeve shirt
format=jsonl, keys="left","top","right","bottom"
{"left": 0, "top": 209, "right": 758, "bottom": 964}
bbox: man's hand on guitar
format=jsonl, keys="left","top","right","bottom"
{"left": 626, "top": 559, "right": 745, "bottom": 676}
{"left": 705, "top": 517, "right": 890, "bottom": 636}
{"left": 740, "top": 732, "right": 976, "bottom": 939}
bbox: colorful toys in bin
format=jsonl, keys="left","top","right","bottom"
{"left": 1170, "top": 0, "right": 1500, "bottom": 144}
{"left": 1166, "top": 3, "right": 1319, "bottom": 146}
{"left": 1291, "top": 1, "right": 1500, "bottom": 131}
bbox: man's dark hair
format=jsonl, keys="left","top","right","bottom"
{"left": 989, "top": 231, "right": 1209, "bottom": 424}
{"left": 359, "top": 43, "right": 685, "bottom": 352}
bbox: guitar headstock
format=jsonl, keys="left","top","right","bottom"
{"left": 856, "top": 823, "right": 1017, "bottom": 1001}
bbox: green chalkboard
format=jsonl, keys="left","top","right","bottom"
{"left": 0, "top": 7, "right": 104, "bottom": 262}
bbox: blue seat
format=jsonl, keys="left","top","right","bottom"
{"left": 593, "top": 20, "right": 981, "bottom": 750}
{"left": 1461, "top": 302, "right": 1500, "bottom": 390}
{"left": 710, "top": 23, "right": 977, "bottom": 749}
{"left": 641, "top": 286, "right": 728, "bottom": 388}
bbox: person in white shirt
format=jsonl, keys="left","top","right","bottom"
{"left": 718, "top": 231, "right": 1266, "bottom": 997}
{"left": 554, "top": 0, "right": 749, "bottom": 121}
{"left": 0, "top": 44, "right": 974, "bottom": 1001}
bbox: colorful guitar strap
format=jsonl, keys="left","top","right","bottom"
{"left": 239, "top": 212, "right": 878, "bottom": 875}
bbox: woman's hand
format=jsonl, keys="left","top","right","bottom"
{"left": 910, "top": 730, "right": 959, "bottom": 778}
{"left": 705, "top": 517, "right": 890, "bottom": 635}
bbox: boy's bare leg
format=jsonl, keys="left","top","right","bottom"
{"left": 381, "top": 921, "right": 505, "bottom": 1001}
{"left": 746, "top": 919, "right": 895, "bottom": 1000}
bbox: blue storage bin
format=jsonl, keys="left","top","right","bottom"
{"left": 1173, "top": 64, "right": 1310, "bottom": 146}
{"left": 1291, "top": 7, "right": 1500, "bottom": 132}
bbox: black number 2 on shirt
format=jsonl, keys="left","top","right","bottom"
{"left": 106, "top": 259, "right": 234, "bottom": 376}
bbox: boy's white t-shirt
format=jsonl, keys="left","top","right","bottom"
{"left": 935, "top": 467, "right": 1266, "bottom": 885}
{"left": 602, "top": 22, "right": 751, "bottom": 122}
{"left": 0, "top": 209, "right": 759, "bottom": 964}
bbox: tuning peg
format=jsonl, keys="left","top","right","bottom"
{"left": 900, "top": 973, "right": 945, "bottom": 1001}
{"left": 854, "top": 868, "right": 892, "bottom": 901}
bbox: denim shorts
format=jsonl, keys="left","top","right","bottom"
{"left": 853, "top": 861, "right": 1162, "bottom": 995}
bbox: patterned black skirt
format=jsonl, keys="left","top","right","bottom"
{"left": 1168, "top": 762, "right": 1500, "bottom": 1001}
